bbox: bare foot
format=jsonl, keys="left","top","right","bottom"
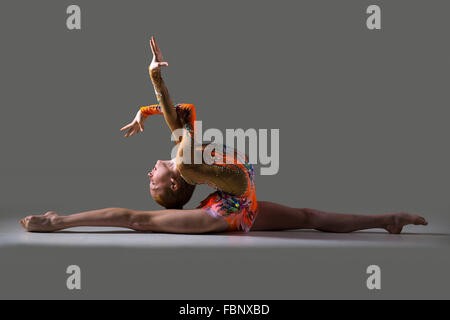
{"left": 19, "top": 211, "right": 62, "bottom": 232}
{"left": 385, "top": 212, "right": 428, "bottom": 234}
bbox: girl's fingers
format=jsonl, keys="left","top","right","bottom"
{"left": 125, "top": 126, "right": 134, "bottom": 137}
{"left": 152, "top": 38, "right": 158, "bottom": 55}
{"left": 150, "top": 39, "right": 156, "bottom": 55}
{"left": 152, "top": 37, "right": 163, "bottom": 57}
{"left": 158, "top": 62, "right": 169, "bottom": 67}
{"left": 120, "top": 123, "right": 132, "bottom": 131}
{"left": 150, "top": 36, "right": 165, "bottom": 62}
{"left": 153, "top": 37, "right": 161, "bottom": 52}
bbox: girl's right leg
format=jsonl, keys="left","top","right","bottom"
{"left": 19, "top": 208, "right": 136, "bottom": 232}
{"left": 251, "top": 201, "right": 428, "bottom": 234}
{"left": 19, "top": 207, "right": 229, "bottom": 234}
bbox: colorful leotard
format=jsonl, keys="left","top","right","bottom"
{"left": 140, "top": 104, "right": 258, "bottom": 232}
{"left": 196, "top": 144, "right": 258, "bottom": 232}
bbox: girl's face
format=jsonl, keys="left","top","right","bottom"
{"left": 147, "top": 160, "right": 177, "bottom": 198}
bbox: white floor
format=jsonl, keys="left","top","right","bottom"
{"left": 1, "top": 218, "right": 449, "bottom": 299}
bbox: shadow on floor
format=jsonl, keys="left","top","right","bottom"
{"left": 54, "top": 229, "right": 450, "bottom": 239}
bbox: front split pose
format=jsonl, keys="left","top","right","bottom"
{"left": 20, "top": 37, "right": 428, "bottom": 234}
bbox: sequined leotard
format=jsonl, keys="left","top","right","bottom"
{"left": 141, "top": 104, "right": 258, "bottom": 232}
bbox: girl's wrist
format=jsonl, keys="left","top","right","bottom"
{"left": 139, "top": 108, "right": 148, "bottom": 119}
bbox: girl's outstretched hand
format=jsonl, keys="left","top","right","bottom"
{"left": 120, "top": 109, "right": 146, "bottom": 137}
{"left": 149, "top": 36, "right": 169, "bottom": 71}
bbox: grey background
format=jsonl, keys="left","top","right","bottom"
{"left": 1, "top": 0, "right": 449, "bottom": 231}
{"left": 0, "top": 0, "right": 449, "bottom": 299}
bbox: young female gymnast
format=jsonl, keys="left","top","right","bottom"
{"left": 20, "top": 37, "right": 428, "bottom": 234}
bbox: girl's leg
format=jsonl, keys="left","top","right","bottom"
{"left": 251, "top": 201, "right": 428, "bottom": 233}
{"left": 20, "top": 208, "right": 136, "bottom": 232}
{"left": 20, "top": 208, "right": 229, "bottom": 234}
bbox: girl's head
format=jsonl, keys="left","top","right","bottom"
{"left": 148, "top": 159, "right": 195, "bottom": 209}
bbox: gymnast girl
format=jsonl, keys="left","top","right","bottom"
{"left": 20, "top": 37, "right": 428, "bottom": 234}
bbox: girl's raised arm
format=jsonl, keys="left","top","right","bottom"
{"left": 148, "top": 36, "right": 184, "bottom": 138}
{"left": 120, "top": 37, "right": 188, "bottom": 140}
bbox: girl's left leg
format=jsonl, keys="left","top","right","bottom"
{"left": 251, "top": 201, "right": 428, "bottom": 234}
